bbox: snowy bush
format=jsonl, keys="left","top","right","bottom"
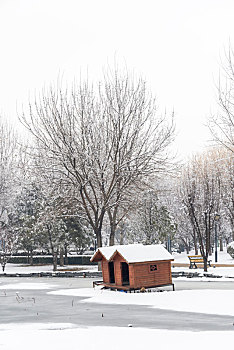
{"left": 227, "top": 242, "right": 234, "bottom": 258}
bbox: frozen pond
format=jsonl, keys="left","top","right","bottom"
{"left": 1, "top": 277, "right": 234, "bottom": 331}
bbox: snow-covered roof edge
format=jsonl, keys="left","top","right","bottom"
{"left": 90, "top": 244, "right": 174, "bottom": 263}
{"left": 90, "top": 244, "right": 142, "bottom": 262}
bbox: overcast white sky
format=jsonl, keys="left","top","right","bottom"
{"left": 0, "top": 0, "right": 233, "bottom": 158}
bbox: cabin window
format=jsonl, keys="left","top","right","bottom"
{"left": 150, "top": 264, "right": 158, "bottom": 272}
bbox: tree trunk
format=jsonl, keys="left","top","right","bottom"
{"left": 193, "top": 235, "right": 198, "bottom": 255}
{"left": 47, "top": 226, "right": 57, "bottom": 271}
{"left": 203, "top": 256, "right": 208, "bottom": 272}
{"left": 95, "top": 228, "right": 102, "bottom": 271}
{"left": 59, "top": 247, "right": 64, "bottom": 266}
{"left": 220, "top": 239, "right": 223, "bottom": 251}
{"left": 109, "top": 228, "right": 116, "bottom": 246}
{"left": 182, "top": 237, "right": 190, "bottom": 254}
{"left": 120, "top": 230, "right": 124, "bottom": 245}
{"left": 96, "top": 232, "right": 102, "bottom": 248}
{"left": 196, "top": 229, "right": 207, "bottom": 272}
{"left": 108, "top": 208, "right": 118, "bottom": 246}
{"left": 64, "top": 245, "right": 68, "bottom": 265}
{"left": 95, "top": 225, "right": 103, "bottom": 248}
{"left": 29, "top": 249, "right": 33, "bottom": 266}
{"left": 52, "top": 250, "right": 58, "bottom": 272}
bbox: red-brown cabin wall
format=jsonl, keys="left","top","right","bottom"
{"left": 131, "top": 261, "right": 172, "bottom": 289}
{"left": 112, "top": 254, "right": 128, "bottom": 286}
{"left": 101, "top": 256, "right": 172, "bottom": 289}
{"left": 101, "top": 253, "right": 133, "bottom": 287}
{"left": 101, "top": 260, "right": 110, "bottom": 283}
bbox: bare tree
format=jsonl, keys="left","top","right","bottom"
{"left": 20, "top": 70, "right": 174, "bottom": 247}
{"left": 215, "top": 147, "right": 234, "bottom": 240}
{"left": 0, "top": 117, "right": 22, "bottom": 271}
{"left": 170, "top": 189, "right": 197, "bottom": 255}
{"left": 179, "top": 151, "right": 222, "bottom": 271}
{"left": 209, "top": 47, "right": 234, "bottom": 152}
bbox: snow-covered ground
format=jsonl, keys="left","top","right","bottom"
{"left": 0, "top": 263, "right": 98, "bottom": 274}
{"left": 1, "top": 249, "right": 234, "bottom": 350}
{"left": 1, "top": 325, "right": 234, "bottom": 350}
{"left": 172, "top": 266, "right": 234, "bottom": 279}
{"left": 49, "top": 286, "right": 234, "bottom": 316}
{"left": 173, "top": 248, "right": 234, "bottom": 265}
{"left": 1, "top": 279, "right": 234, "bottom": 318}
{"left": 172, "top": 248, "right": 234, "bottom": 279}
{"left": 0, "top": 281, "right": 55, "bottom": 289}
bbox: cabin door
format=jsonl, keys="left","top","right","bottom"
{"left": 121, "top": 262, "right": 129, "bottom": 285}
{"left": 108, "top": 261, "right": 115, "bottom": 283}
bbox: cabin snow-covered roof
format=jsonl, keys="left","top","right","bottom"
{"left": 90, "top": 244, "right": 174, "bottom": 263}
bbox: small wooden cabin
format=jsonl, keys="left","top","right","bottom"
{"left": 90, "top": 244, "right": 174, "bottom": 291}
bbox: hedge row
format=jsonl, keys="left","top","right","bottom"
{"left": 8, "top": 255, "right": 96, "bottom": 265}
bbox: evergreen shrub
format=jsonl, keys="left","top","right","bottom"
{"left": 227, "top": 242, "right": 234, "bottom": 258}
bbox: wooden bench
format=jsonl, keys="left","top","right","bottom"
{"left": 188, "top": 255, "right": 211, "bottom": 269}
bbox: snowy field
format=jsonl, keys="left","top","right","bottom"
{"left": 0, "top": 263, "right": 98, "bottom": 274}
{"left": 1, "top": 325, "right": 234, "bottom": 350}
{"left": 1, "top": 249, "right": 234, "bottom": 349}
{"left": 0, "top": 279, "right": 234, "bottom": 317}
{"left": 0, "top": 283, "right": 234, "bottom": 350}
{"left": 173, "top": 248, "right": 234, "bottom": 265}
{"left": 172, "top": 266, "right": 234, "bottom": 279}
{"left": 1, "top": 279, "right": 234, "bottom": 349}
{"left": 49, "top": 285, "right": 234, "bottom": 316}
{"left": 172, "top": 248, "right": 234, "bottom": 279}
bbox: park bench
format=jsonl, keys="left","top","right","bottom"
{"left": 188, "top": 255, "right": 211, "bottom": 269}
